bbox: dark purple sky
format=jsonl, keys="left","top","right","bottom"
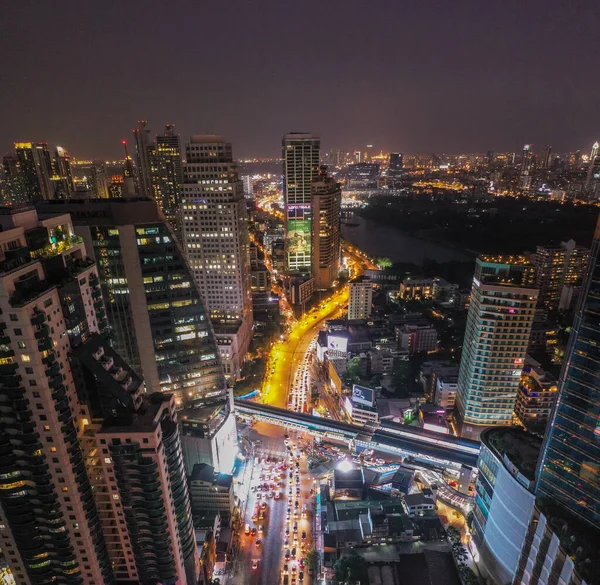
{"left": 1, "top": 0, "right": 598, "bottom": 158}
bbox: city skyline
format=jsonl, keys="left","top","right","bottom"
{"left": 2, "top": 1, "right": 600, "bottom": 159}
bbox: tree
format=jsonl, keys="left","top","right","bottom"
{"left": 333, "top": 549, "right": 369, "bottom": 585}
{"left": 305, "top": 548, "right": 319, "bottom": 572}
{"left": 342, "top": 357, "right": 361, "bottom": 384}
{"left": 377, "top": 256, "right": 393, "bottom": 269}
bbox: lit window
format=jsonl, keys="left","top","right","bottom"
{"left": 104, "top": 457, "right": 111, "bottom": 464}
{"left": 21, "top": 354, "right": 31, "bottom": 362}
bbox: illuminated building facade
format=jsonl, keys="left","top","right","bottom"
{"left": 0, "top": 207, "right": 113, "bottom": 585}
{"left": 536, "top": 218, "right": 600, "bottom": 530}
{"left": 456, "top": 256, "right": 538, "bottom": 439}
{"left": 519, "top": 144, "right": 534, "bottom": 190}
{"left": 51, "top": 146, "right": 74, "bottom": 198}
{"left": 311, "top": 166, "right": 341, "bottom": 290}
{"left": 37, "top": 198, "right": 226, "bottom": 407}
{"left": 14, "top": 141, "right": 53, "bottom": 200}
{"left": 533, "top": 240, "right": 590, "bottom": 312}
{"left": 2, "top": 155, "right": 28, "bottom": 204}
{"left": 150, "top": 124, "right": 183, "bottom": 226}
{"left": 348, "top": 279, "right": 373, "bottom": 320}
{"left": 180, "top": 135, "right": 253, "bottom": 380}
{"left": 282, "top": 133, "right": 320, "bottom": 273}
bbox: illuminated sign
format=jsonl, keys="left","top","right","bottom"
{"left": 352, "top": 384, "right": 374, "bottom": 407}
{"left": 287, "top": 220, "right": 311, "bottom": 256}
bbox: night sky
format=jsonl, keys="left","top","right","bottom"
{"left": 1, "top": 0, "right": 598, "bottom": 159}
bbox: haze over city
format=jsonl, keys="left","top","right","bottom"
{"left": 2, "top": 0, "right": 600, "bottom": 158}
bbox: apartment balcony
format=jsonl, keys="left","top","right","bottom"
{"left": 34, "top": 324, "right": 50, "bottom": 340}
{"left": 37, "top": 338, "right": 53, "bottom": 352}
{"left": 30, "top": 311, "right": 46, "bottom": 326}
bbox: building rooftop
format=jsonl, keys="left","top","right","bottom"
{"left": 481, "top": 427, "right": 542, "bottom": 480}
{"left": 190, "top": 463, "right": 233, "bottom": 488}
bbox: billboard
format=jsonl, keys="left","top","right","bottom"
{"left": 287, "top": 219, "right": 311, "bottom": 256}
{"left": 328, "top": 334, "right": 348, "bottom": 354}
{"left": 352, "top": 384, "right": 374, "bottom": 407}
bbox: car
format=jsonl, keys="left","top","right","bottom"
{"left": 294, "top": 501, "right": 299, "bottom": 508}
{"left": 285, "top": 549, "right": 291, "bottom": 560}
{"left": 293, "top": 521, "right": 298, "bottom": 531}
{"left": 258, "top": 525, "right": 263, "bottom": 533}
{"left": 291, "top": 547, "right": 297, "bottom": 558}
{"left": 283, "top": 564, "right": 289, "bottom": 574}
{"left": 295, "top": 477, "right": 300, "bottom": 484}
{"left": 252, "top": 560, "right": 258, "bottom": 570}
{"left": 261, "top": 502, "right": 267, "bottom": 509}
{"left": 275, "top": 492, "right": 280, "bottom": 499}
{"left": 251, "top": 527, "right": 257, "bottom": 536}
{"left": 284, "top": 537, "right": 289, "bottom": 546}
{"left": 245, "top": 524, "right": 250, "bottom": 535}
{"left": 285, "top": 526, "right": 290, "bottom": 535}
{"left": 255, "top": 539, "right": 261, "bottom": 546}
{"left": 291, "top": 564, "right": 297, "bottom": 573}
{"left": 256, "top": 493, "right": 261, "bottom": 499}
{"left": 301, "top": 531, "right": 306, "bottom": 540}
{"left": 287, "top": 506, "right": 291, "bottom": 514}
{"left": 299, "top": 571, "right": 304, "bottom": 582}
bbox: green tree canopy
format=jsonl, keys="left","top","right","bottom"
{"left": 333, "top": 549, "right": 369, "bottom": 585}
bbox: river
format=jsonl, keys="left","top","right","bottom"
{"left": 341, "top": 214, "right": 474, "bottom": 265}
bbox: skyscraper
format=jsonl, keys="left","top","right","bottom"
{"left": 282, "top": 133, "right": 320, "bottom": 273}
{"left": 132, "top": 119, "right": 153, "bottom": 198}
{"left": 37, "top": 198, "right": 226, "bottom": 407}
{"left": 455, "top": 256, "right": 538, "bottom": 439}
{"left": 536, "top": 218, "right": 600, "bottom": 529}
{"left": 585, "top": 151, "right": 600, "bottom": 196}
{"left": 0, "top": 207, "right": 114, "bottom": 584}
{"left": 14, "top": 142, "right": 54, "bottom": 200}
{"left": 519, "top": 144, "right": 534, "bottom": 190}
{"left": 52, "top": 146, "right": 74, "bottom": 195}
{"left": 311, "top": 166, "right": 341, "bottom": 290}
{"left": 150, "top": 125, "right": 183, "bottom": 227}
{"left": 388, "top": 152, "right": 403, "bottom": 187}
{"left": 590, "top": 140, "right": 599, "bottom": 162}
{"left": 541, "top": 144, "right": 552, "bottom": 169}
{"left": 180, "top": 135, "right": 253, "bottom": 380}
{"left": 71, "top": 161, "right": 110, "bottom": 198}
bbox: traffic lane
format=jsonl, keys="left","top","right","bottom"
{"left": 258, "top": 489, "right": 286, "bottom": 585}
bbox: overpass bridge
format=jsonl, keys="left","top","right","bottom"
{"left": 234, "top": 399, "right": 480, "bottom": 469}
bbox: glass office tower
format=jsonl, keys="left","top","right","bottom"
{"left": 536, "top": 219, "right": 600, "bottom": 529}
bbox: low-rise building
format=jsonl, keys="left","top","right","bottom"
{"left": 397, "top": 323, "right": 438, "bottom": 354}
{"left": 433, "top": 374, "right": 458, "bottom": 411}
{"left": 403, "top": 492, "right": 436, "bottom": 517}
{"left": 399, "top": 277, "right": 434, "bottom": 299}
{"left": 332, "top": 468, "right": 365, "bottom": 501}
{"left": 344, "top": 384, "right": 378, "bottom": 425}
{"left": 514, "top": 361, "right": 558, "bottom": 431}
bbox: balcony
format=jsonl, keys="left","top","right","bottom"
{"left": 37, "top": 338, "right": 53, "bottom": 352}
{"left": 41, "top": 353, "right": 56, "bottom": 366}
{"left": 44, "top": 363, "right": 61, "bottom": 378}
{"left": 34, "top": 325, "right": 50, "bottom": 340}
{"left": 30, "top": 311, "right": 46, "bottom": 327}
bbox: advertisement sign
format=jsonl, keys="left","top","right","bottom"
{"left": 328, "top": 334, "right": 348, "bottom": 354}
{"left": 287, "top": 219, "right": 311, "bottom": 255}
{"left": 352, "top": 384, "right": 374, "bottom": 407}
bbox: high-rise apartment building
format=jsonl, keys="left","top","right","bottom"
{"left": 14, "top": 142, "right": 54, "bottom": 200}
{"left": 150, "top": 125, "right": 183, "bottom": 225}
{"left": 536, "top": 219, "right": 600, "bottom": 529}
{"left": 311, "top": 166, "right": 341, "bottom": 290}
{"left": 282, "top": 133, "right": 320, "bottom": 273}
{"left": 0, "top": 207, "right": 114, "bottom": 584}
{"left": 348, "top": 278, "right": 373, "bottom": 320}
{"left": 180, "top": 135, "right": 253, "bottom": 380}
{"left": 590, "top": 141, "right": 599, "bottom": 162}
{"left": 455, "top": 256, "right": 538, "bottom": 439}
{"left": 533, "top": 240, "right": 590, "bottom": 311}
{"left": 72, "top": 335, "right": 198, "bottom": 584}
{"left": 132, "top": 119, "right": 153, "bottom": 198}
{"left": 37, "top": 198, "right": 226, "bottom": 407}
{"left": 1, "top": 155, "right": 28, "bottom": 204}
